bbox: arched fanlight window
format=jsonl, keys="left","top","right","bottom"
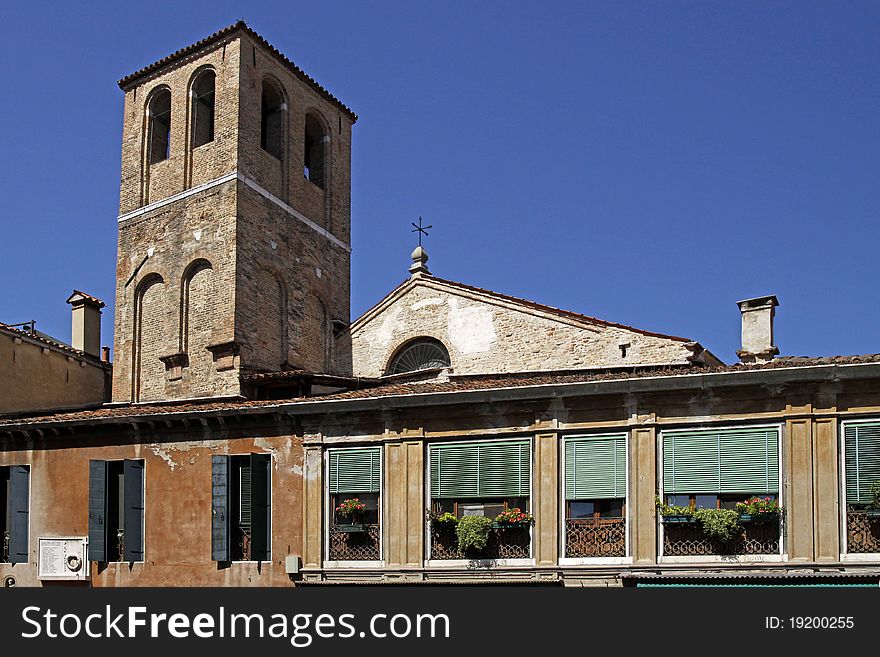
{"left": 260, "top": 79, "right": 285, "bottom": 160}
{"left": 148, "top": 88, "right": 171, "bottom": 164}
{"left": 387, "top": 338, "right": 450, "bottom": 374}
{"left": 191, "top": 70, "right": 215, "bottom": 148}
{"left": 304, "top": 114, "right": 326, "bottom": 189}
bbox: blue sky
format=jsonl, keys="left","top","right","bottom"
{"left": 1, "top": 1, "right": 879, "bottom": 363}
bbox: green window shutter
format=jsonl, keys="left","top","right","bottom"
{"left": 845, "top": 422, "right": 880, "bottom": 504}
{"left": 663, "top": 427, "right": 779, "bottom": 495}
{"left": 329, "top": 447, "right": 381, "bottom": 494}
{"left": 122, "top": 460, "right": 144, "bottom": 562}
{"left": 565, "top": 435, "right": 627, "bottom": 500}
{"left": 88, "top": 460, "right": 108, "bottom": 562}
{"left": 249, "top": 454, "right": 271, "bottom": 561}
{"left": 8, "top": 465, "right": 30, "bottom": 564}
{"left": 430, "top": 440, "right": 530, "bottom": 499}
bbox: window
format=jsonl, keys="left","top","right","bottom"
{"left": 260, "top": 80, "right": 285, "bottom": 160}
{"left": 88, "top": 460, "right": 144, "bottom": 563}
{"left": 662, "top": 426, "right": 779, "bottom": 502}
{"left": 1, "top": 465, "right": 29, "bottom": 564}
{"left": 843, "top": 421, "right": 880, "bottom": 554}
{"left": 388, "top": 338, "right": 450, "bottom": 374}
{"left": 191, "top": 70, "right": 215, "bottom": 148}
{"left": 564, "top": 434, "right": 626, "bottom": 558}
{"left": 304, "top": 114, "right": 326, "bottom": 189}
{"left": 327, "top": 447, "right": 382, "bottom": 561}
{"left": 211, "top": 454, "right": 271, "bottom": 562}
{"left": 147, "top": 88, "right": 172, "bottom": 164}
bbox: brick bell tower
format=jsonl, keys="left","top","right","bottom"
{"left": 112, "top": 22, "right": 356, "bottom": 403}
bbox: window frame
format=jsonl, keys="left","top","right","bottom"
{"left": 425, "top": 436, "right": 534, "bottom": 566}
{"left": 657, "top": 423, "right": 785, "bottom": 562}
{"left": 840, "top": 418, "right": 880, "bottom": 559}
{"left": 211, "top": 453, "right": 272, "bottom": 564}
{"left": 560, "top": 433, "right": 631, "bottom": 565}
{"left": 0, "top": 464, "right": 30, "bottom": 565}
{"left": 146, "top": 87, "right": 172, "bottom": 166}
{"left": 324, "top": 446, "right": 384, "bottom": 568}
{"left": 88, "top": 459, "right": 145, "bottom": 564}
{"left": 190, "top": 68, "right": 216, "bottom": 150}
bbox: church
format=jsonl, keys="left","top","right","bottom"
{"left": 1, "top": 22, "right": 879, "bottom": 587}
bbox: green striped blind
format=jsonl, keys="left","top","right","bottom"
{"left": 663, "top": 427, "right": 779, "bottom": 494}
{"left": 328, "top": 447, "right": 382, "bottom": 494}
{"left": 844, "top": 422, "right": 880, "bottom": 504}
{"left": 565, "top": 434, "right": 627, "bottom": 500}
{"left": 429, "top": 440, "right": 530, "bottom": 499}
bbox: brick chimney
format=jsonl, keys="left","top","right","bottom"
{"left": 736, "top": 295, "right": 779, "bottom": 364}
{"left": 66, "top": 290, "right": 105, "bottom": 358}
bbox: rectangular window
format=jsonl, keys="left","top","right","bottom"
{"left": 1, "top": 465, "right": 29, "bottom": 564}
{"left": 88, "top": 460, "right": 144, "bottom": 563}
{"left": 327, "top": 447, "right": 382, "bottom": 562}
{"left": 844, "top": 422, "right": 880, "bottom": 506}
{"left": 211, "top": 454, "right": 271, "bottom": 562}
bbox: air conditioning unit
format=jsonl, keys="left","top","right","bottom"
{"left": 38, "top": 537, "right": 90, "bottom": 581}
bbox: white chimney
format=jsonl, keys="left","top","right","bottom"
{"left": 66, "top": 290, "right": 105, "bottom": 358}
{"left": 736, "top": 295, "right": 779, "bottom": 364}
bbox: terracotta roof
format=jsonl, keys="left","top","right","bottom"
{"left": 3, "top": 355, "right": 880, "bottom": 429}
{"left": 0, "top": 322, "right": 89, "bottom": 360}
{"left": 117, "top": 21, "right": 357, "bottom": 122}
{"left": 66, "top": 290, "right": 105, "bottom": 308}
{"left": 353, "top": 275, "right": 694, "bottom": 343}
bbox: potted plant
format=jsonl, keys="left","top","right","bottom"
{"left": 493, "top": 508, "right": 534, "bottom": 528}
{"left": 735, "top": 496, "right": 781, "bottom": 522}
{"left": 694, "top": 508, "right": 741, "bottom": 542}
{"left": 866, "top": 481, "right": 880, "bottom": 518}
{"left": 456, "top": 515, "right": 493, "bottom": 554}
{"left": 429, "top": 511, "right": 459, "bottom": 529}
{"left": 335, "top": 498, "right": 367, "bottom": 532}
{"left": 655, "top": 497, "right": 697, "bottom": 524}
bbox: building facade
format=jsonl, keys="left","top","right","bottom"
{"left": 1, "top": 23, "right": 878, "bottom": 587}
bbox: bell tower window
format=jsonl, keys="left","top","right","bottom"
{"left": 260, "top": 80, "right": 285, "bottom": 160}
{"left": 147, "top": 88, "right": 171, "bottom": 164}
{"left": 191, "top": 70, "right": 215, "bottom": 148}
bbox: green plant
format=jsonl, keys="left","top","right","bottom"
{"left": 431, "top": 511, "right": 459, "bottom": 527}
{"left": 335, "top": 498, "right": 366, "bottom": 519}
{"left": 869, "top": 481, "right": 880, "bottom": 510}
{"left": 694, "top": 508, "right": 741, "bottom": 541}
{"left": 456, "top": 515, "right": 492, "bottom": 553}
{"left": 655, "top": 496, "right": 695, "bottom": 517}
{"left": 494, "top": 508, "right": 534, "bottom": 525}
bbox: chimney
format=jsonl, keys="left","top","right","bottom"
{"left": 736, "top": 295, "right": 779, "bottom": 364}
{"left": 66, "top": 290, "right": 105, "bottom": 358}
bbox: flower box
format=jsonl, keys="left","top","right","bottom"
{"left": 490, "top": 521, "right": 530, "bottom": 529}
{"left": 739, "top": 513, "right": 778, "bottom": 523}
{"left": 336, "top": 523, "right": 365, "bottom": 533}
{"left": 662, "top": 515, "right": 697, "bottom": 524}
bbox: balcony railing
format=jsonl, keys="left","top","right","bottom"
{"left": 565, "top": 518, "right": 626, "bottom": 558}
{"left": 662, "top": 518, "right": 780, "bottom": 556}
{"left": 430, "top": 524, "right": 531, "bottom": 560}
{"left": 846, "top": 508, "right": 880, "bottom": 554}
{"left": 1, "top": 530, "right": 9, "bottom": 563}
{"left": 329, "top": 523, "right": 381, "bottom": 561}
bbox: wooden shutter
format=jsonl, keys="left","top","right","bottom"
{"left": 123, "top": 460, "right": 144, "bottom": 562}
{"left": 8, "top": 465, "right": 30, "bottom": 564}
{"left": 845, "top": 422, "right": 880, "bottom": 504}
{"left": 88, "top": 460, "right": 108, "bottom": 562}
{"left": 565, "top": 435, "right": 627, "bottom": 500}
{"left": 211, "top": 455, "right": 230, "bottom": 562}
{"left": 249, "top": 454, "right": 271, "bottom": 561}
{"left": 328, "top": 447, "right": 381, "bottom": 494}
{"left": 663, "top": 427, "right": 779, "bottom": 495}
{"left": 430, "top": 440, "right": 531, "bottom": 499}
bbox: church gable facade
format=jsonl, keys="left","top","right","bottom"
{"left": 351, "top": 271, "right": 719, "bottom": 378}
